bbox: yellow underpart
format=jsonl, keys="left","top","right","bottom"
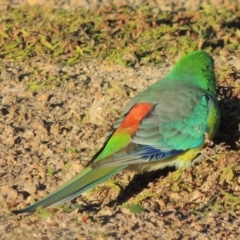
{"left": 129, "top": 144, "right": 204, "bottom": 173}
{"left": 206, "top": 99, "right": 219, "bottom": 139}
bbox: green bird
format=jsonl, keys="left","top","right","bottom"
{"left": 12, "top": 51, "right": 220, "bottom": 213}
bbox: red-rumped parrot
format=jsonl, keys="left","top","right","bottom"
{"left": 13, "top": 51, "right": 220, "bottom": 213}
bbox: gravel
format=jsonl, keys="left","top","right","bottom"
{"left": 0, "top": 0, "right": 240, "bottom": 240}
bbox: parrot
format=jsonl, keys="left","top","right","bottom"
{"left": 12, "top": 50, "right": 220, "bottom": 213}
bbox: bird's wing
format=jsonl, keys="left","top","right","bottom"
{"left": 91, "top": 84, "right": 214, "bottom": 168}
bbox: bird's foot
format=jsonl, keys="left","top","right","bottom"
{"left": 192, "top": 154, "right": 205, "bottom": 166}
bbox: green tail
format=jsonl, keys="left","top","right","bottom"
{"left": 12, "top": 165, "right": 127, "bottom": 213}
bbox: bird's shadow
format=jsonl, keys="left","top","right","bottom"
{"left": 109, "top": 167, "right": 176, "bottom": 206}
{"left": 215, "top": 86, "right": 240, "bottom": 149}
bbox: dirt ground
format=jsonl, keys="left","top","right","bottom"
{"left": 0, "top": 0, "right": 240, "bottom": 239}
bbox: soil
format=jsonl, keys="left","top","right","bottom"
{"left": 0, "top": 0, "right": 240, "bottom": 240}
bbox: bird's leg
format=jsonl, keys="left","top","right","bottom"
{"left": 192, "top": 133, "right": 216, "bottom": 165}
{"left": 195, "top": 132, "right": 217, "bottom": 163}
{"left": 192, "top": 153, "right": 205, "bottom": 165}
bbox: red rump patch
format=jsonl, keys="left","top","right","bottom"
{"left": 117, "top": 103, "right": 152, "bottom": 134}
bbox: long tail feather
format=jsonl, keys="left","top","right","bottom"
{"left": 12, "top": 165, "right": 127, "bottom": 213}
